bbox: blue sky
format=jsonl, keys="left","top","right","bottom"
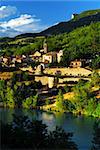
{"left": 0, "top": 1, "right": 100, "bottom": 37}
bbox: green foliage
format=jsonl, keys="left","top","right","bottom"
{"left": 0, "top": 36, "right": 43, "bottom": 56}
{"left": 90, "top": 71, "right": 100, "bottom": 86}
{"left": 72, "top": 78, "right": 100, "bottom": 117}
{"left": 22, "top": 96, "right": 33, "bottom": 108}
{"left": 6, "top": 86, "right": 15, "bottom": 108}
{"left": 63, "top": 100, "right": 75, "bottom": 112}
{"left": 85, "top": 97, "right": 97, "bottom": 116}
{"left": 0, "top": 80, "right": 6, "bottom": 102}
{"left": 13, "top": 82, "right": 37, "bottom": 108}
{"left": 62, "top": 22, "right": 100, "bottom": 63}
{"left": 72, "top": 80, "right": 91, "bottom": 111}
{"left": 64, "top": 85, "right": 69, "bottom": 93}
{"left": 56, "top": 90, "right": 64, "bottom": 111}
{"left": 94, "top": 103, "right": 100, "bottom": 117}
{"left": 90, "top": 55, "right": 100, "bottom": 69}
{"left": 45, "top": 98, "right": 51, "bottom": 105}
{"left": 32, "top": 94, "right": 38, "bottom": 107}
{"left": 73, "top": 9, "right": 100, "bottom": 21}
{"left": 0, "top": 81, "right": 15, "bottom": 108}
{"left": 0, "top": 73, "right": 42, "bottom": 108}
{"left": 22, "top": 94, "right": 38, "bottom": 108}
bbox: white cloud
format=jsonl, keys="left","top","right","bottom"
{"left": 0, "top": 5, "right": 17, "bottom": 19}
{"left": 0, "top": 14, "right": 40, "bottom": 29}
{"left": 0, "top": 27, "right": 21, "bottom": 37}
{"left": 0, "top": 14, "right": 47, "bottom": 37}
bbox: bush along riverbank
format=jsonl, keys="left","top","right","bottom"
{"left": 0, "top": 71, "right": 100, "bottom": 118}
{"left": 40, "top": 72, "right": 100, "bottom": 118}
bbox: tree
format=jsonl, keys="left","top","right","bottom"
{"left": 22, "top": 94, "right": 38, "bottom": 108}
{"left": 0, "top": 80, "right": 7, "bottom": 106}
{"left": 91, "top": 71, "right": 100, "bottom": 86}
{"left": 90, "top": 55, "right": 100, "bottom": 69}
{"left": 6, "top": 86, "right": 15, "bottom": 108}
{"left": 56, "top": 89, "right": 64, "bottom": 112}
{"left": 85, "top": 97, "right": 97, "bottom": 116}
{"left": 72, "top": 80, "right": 91, "bottom": 112}
{"left": 94, "top": 103, "right": 100, "bottom": 117}
{"left": 45, "top": 98, "right": 51, "bottom": 105}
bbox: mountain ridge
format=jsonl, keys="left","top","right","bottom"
{"left": 39, "top": 11, "right": 100, "bottom": 36}
{"left": 15, "top": 9, "right": 100, "bottom": 39}
{"left": 0, "top": 9, "right": 100, "bottom": 40}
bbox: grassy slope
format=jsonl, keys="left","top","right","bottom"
{"left": 41, "top": 86, "right": 100, "bottom": 114}
{"left": 74, "top": 9, "right": 100, "bottom": 20}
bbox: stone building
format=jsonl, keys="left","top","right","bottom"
{"left": 40, "top": 39, "right": 48, "bottom": 54}
{"left": 43, "top": 39, "right": 48, "bottom": 54}
{"left": 57, "top": 50, "right": 63, "bottom": 63}
{"left": 35, "top": 64, "right": 43, "bottom": 75}
{"left": 32, "top": 51, "right": 42, "bottom": 62}
{"left": 42, "top": 52, "right": 57, "bottom": 64}
{"left": 70, "top": 59, "right": 85, "bottom": 68}
{"left": 48, "top": 77, "right": 57, "bottom": 88}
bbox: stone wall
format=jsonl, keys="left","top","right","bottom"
{"left": 44, "top": 68, "right": 92, "bottom": 76}
{"left": 35, "top": 76, "right": 48, "bottom": 85}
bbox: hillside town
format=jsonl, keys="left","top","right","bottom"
{"left": 0, "top": 39, "right": 96, "bottom": 91}
{"left": 0, "top": 40, "right": 92, "bottom": 70}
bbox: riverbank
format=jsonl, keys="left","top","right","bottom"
{"left": 0, "top": 88, "right": 100, "bottom": 118}
{"left": 40, "top": 103, "right": 100, "bottom": 118}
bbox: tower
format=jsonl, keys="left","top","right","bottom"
{"left": 71, "top": 14, "right": 78, "bottom": 19}
{"left": 43, "top": 39, "right": 48, "bottom": 54}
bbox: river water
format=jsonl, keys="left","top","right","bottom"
{"left": 0, "top": 108, "right": 98, "bottom": 150}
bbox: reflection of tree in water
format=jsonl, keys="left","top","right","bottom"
{"left": 91, "top": 120, "right": 100, "bottom": 150}
{"left": 0, "top": 108, "right": 14, "bottom": 124}
{"left": 22, "top": 109, "right": 40, "bottom": 120}
{"left": 1, "top": 114, "right": 78, "bottom": 150}
{"left": 55, "top": 112, "right": 66, "bottom": 126}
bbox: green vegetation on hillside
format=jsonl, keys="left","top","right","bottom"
{"left": 0, "top": 72, "right": 42, "bottom": 108}
{"left": 0, "top": 9, "right": 100, "bottom": 60}
{"left": 0, "top": 22, "right": 99, "bottom": 68}
{"left": 73, "top": 9, "right": 100, "bottom": 20}
{"left": 49, "top": 72, "right": 100, "bottom": 117}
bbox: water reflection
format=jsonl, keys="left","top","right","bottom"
{"left": 0, "top": 108, "right": 98, "bottom": 150}
{"left": 0, "top": 108, "right": 14, "bottom": 124}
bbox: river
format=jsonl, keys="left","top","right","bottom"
{"left": 0, "top": 108, "right": 98, "bottom": 150}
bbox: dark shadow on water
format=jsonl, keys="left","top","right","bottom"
{"left": 1, "top": 113, "right": 78, "bottom": 150}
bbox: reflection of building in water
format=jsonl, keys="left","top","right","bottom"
{"left": 55, "top": 112, "right": 66, "bottom": 126}
{"left": 41, "top": 112, "right": 55, "bottom": 131}
{"left": 42, "top": 112, "right": 54, "bottom": 121}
